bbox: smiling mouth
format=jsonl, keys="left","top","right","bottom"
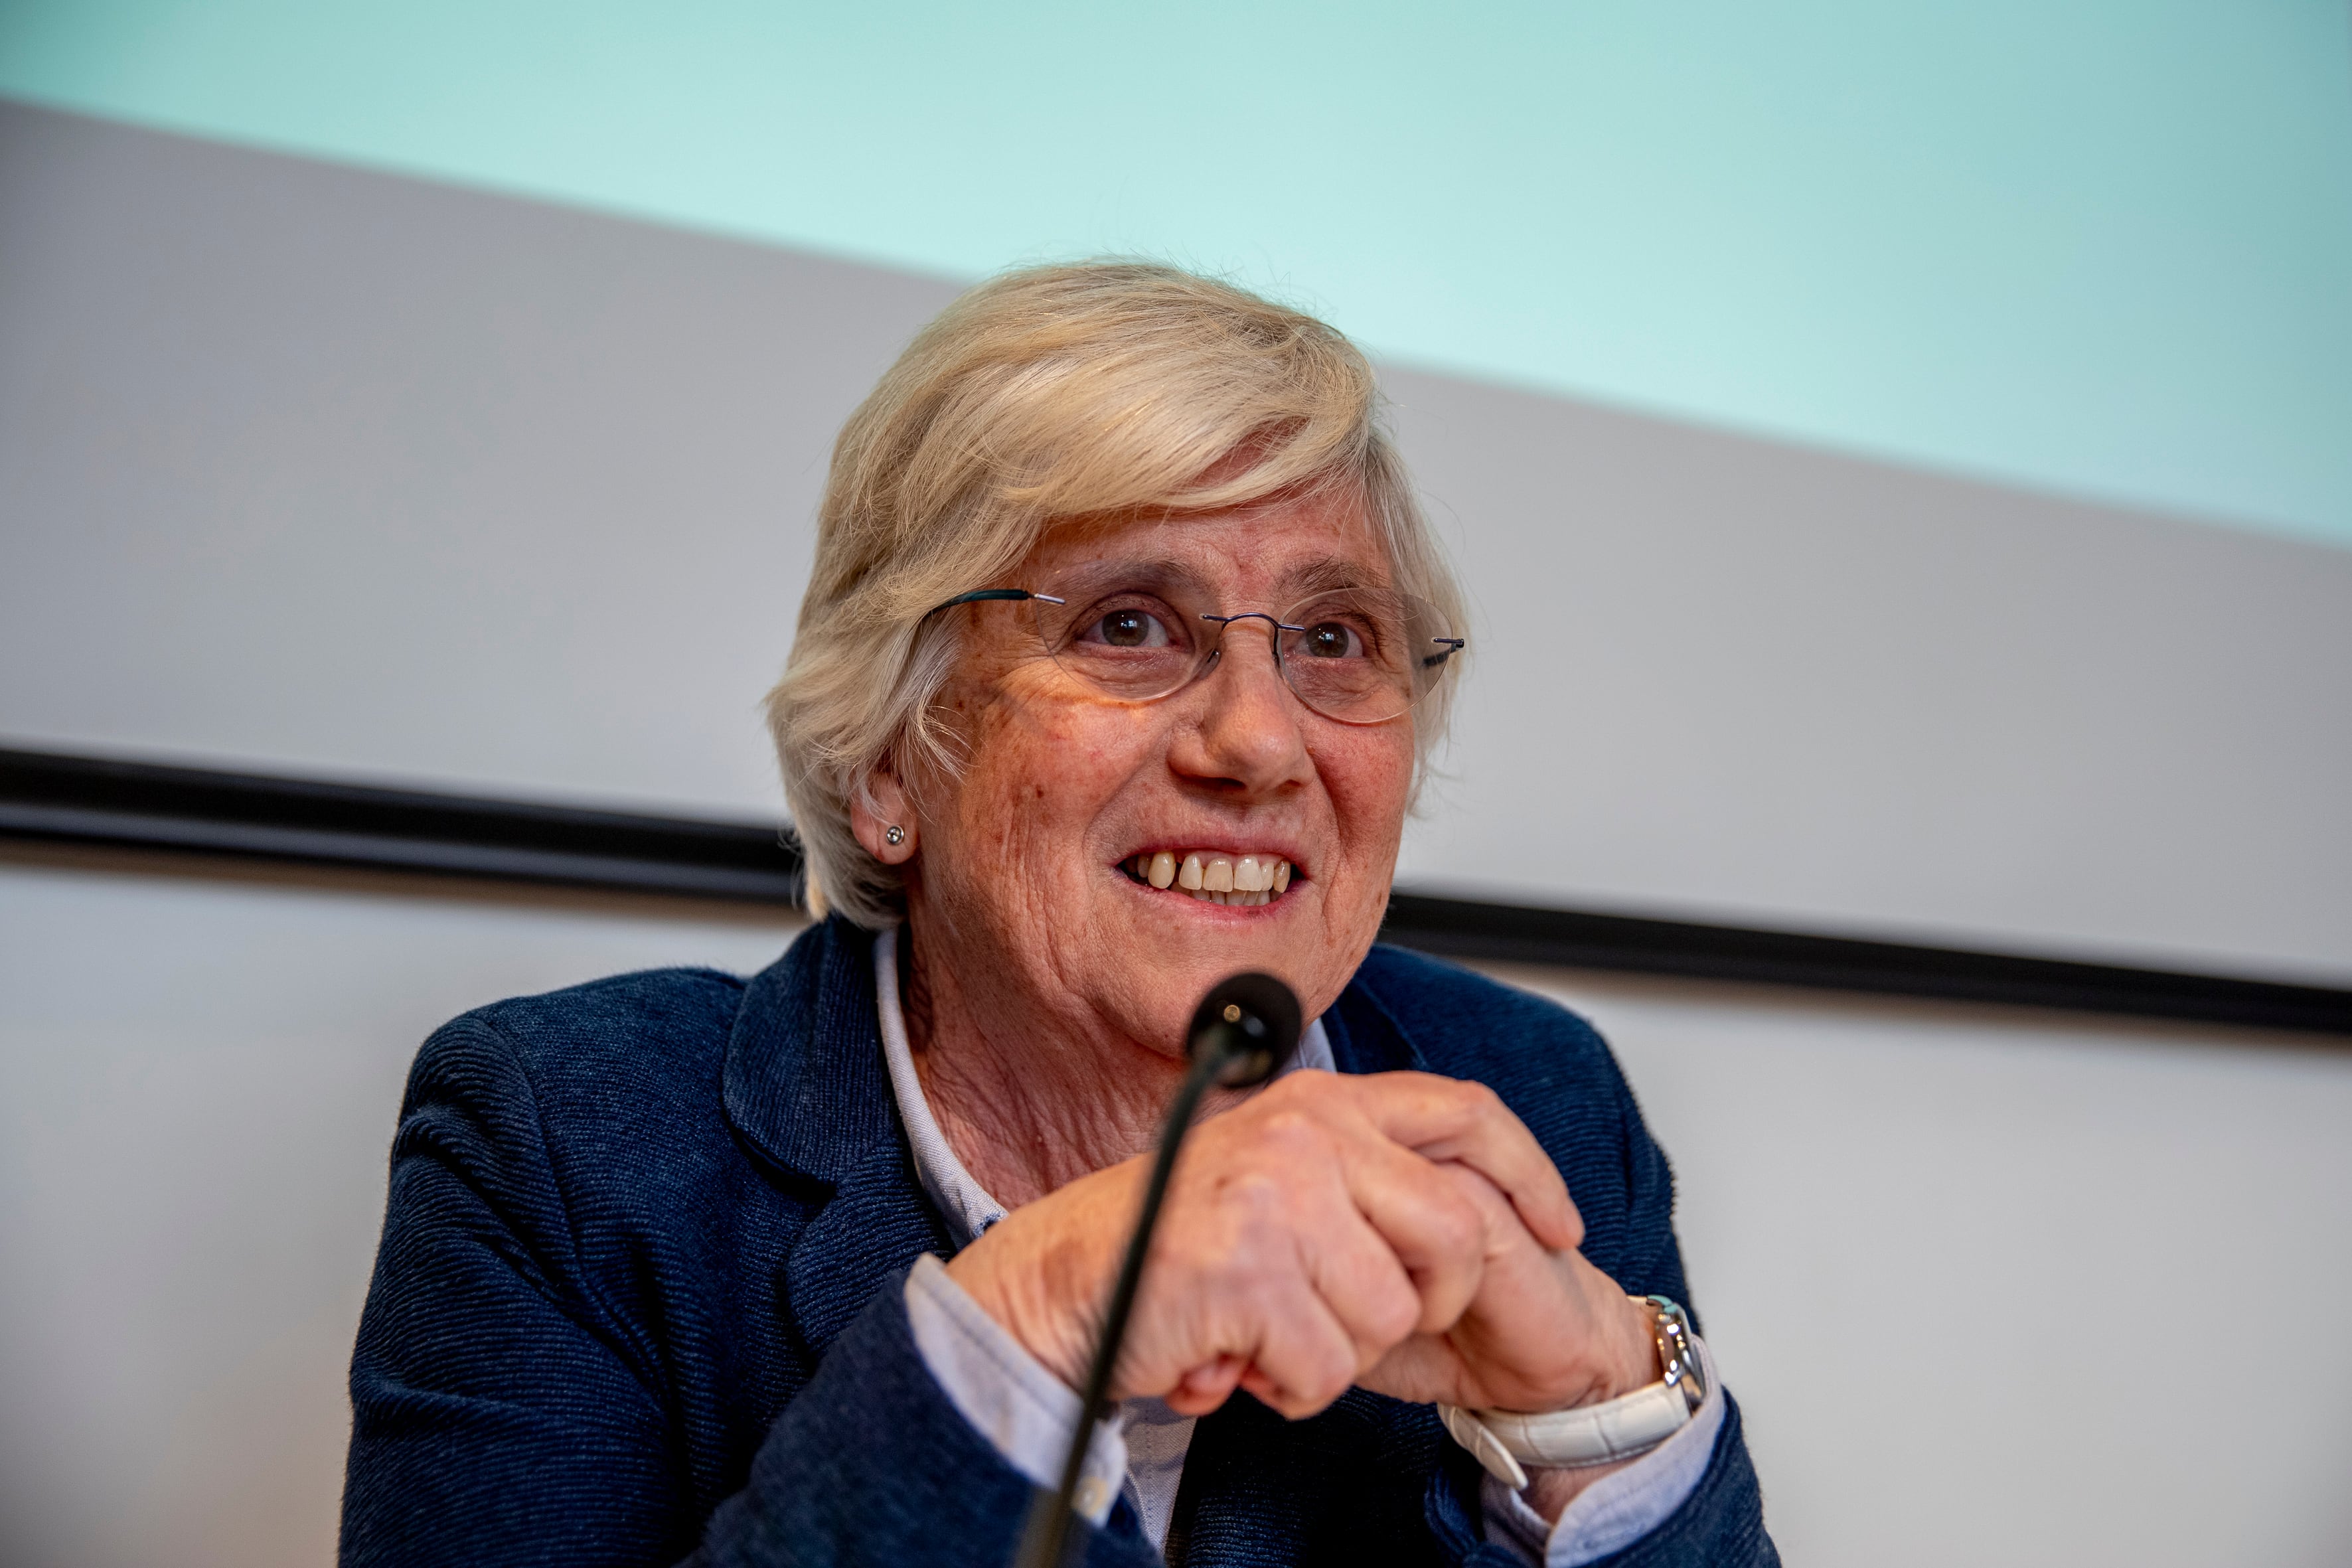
{"left": 1121, "top": 850, "right": 1298, "bottom": 907}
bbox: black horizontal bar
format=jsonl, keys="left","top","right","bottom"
{"left": 0, "top": 745, "right": 804, "bottom": 902}
{"left": 1378, "top": 894, "right": 2352, "bottom": 1038}
{"left": 5, "top": 745, "right": 2347, "bottom": 1037}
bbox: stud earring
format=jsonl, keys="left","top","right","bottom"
{"left": 884, "top": 824, "right": 905, "bottom": 847}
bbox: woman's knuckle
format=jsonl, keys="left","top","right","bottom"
{"left": 1456, "top": 1079, "right": 1506, "bottom": 1118}
{"left": 1308, "top": 1354, "right": 1354, "bottom": 1407}
{"left": 1370, "top": 1281, "right": 1419, "bottom": 1346}
{"left": 1433, "top": 1164, "right": 1492, "bottom": 1221}
{"left": 1258, "top": 1109, "right": 1330, "bottom": 1160}
{"left": 1261, "top": 1071, "right": 1322, "bottom": 1111}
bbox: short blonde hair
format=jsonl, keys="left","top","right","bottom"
{"left": 765, "top": 262, "right": 1464, "bottom": 928}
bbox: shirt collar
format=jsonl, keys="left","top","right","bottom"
{"left": 872, "top": 929, "right": 1336, "bottom": 1250}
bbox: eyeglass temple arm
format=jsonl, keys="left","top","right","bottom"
{"left": 922, "top": 588, "right": 1066, "bottom": 620}
{"left": 1423, "top": 638, "right": 1466, "bottom": 668}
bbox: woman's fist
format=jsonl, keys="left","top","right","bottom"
{"left": 944, "top": 1069, "right": 1636, "bottom": 1422}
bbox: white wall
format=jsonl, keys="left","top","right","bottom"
{"left": 6, "top": 856, "right": 2347, "bottom": 1567}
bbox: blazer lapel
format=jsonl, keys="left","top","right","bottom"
{"left": 781, "top": 1135, "right": 947, "bottom": 1358}
{"left": 723, "top": 916, "right": 896, "bottom": 1185}
{"left": 724, "top": 917, "right": 948, "bottom": 1360}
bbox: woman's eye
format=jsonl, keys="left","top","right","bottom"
{"left": 1087, "top": 608, "right": 1168, "bottom": 648}
{"left": 1302, "top": 621, "right": 1362, "bottom": 659}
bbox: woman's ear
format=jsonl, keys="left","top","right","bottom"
{"left": 850, "top": 773, "right": 917, "bottom": 864}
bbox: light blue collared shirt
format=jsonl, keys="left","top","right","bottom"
{"left": 876, "top": 933, "right": 1721, "bottom": 1561}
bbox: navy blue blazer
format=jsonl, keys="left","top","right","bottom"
{"left": 342, "top": 915, "right": 1774, "bottom": 1567}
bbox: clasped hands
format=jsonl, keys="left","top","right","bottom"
{"left": 946, "top": 1069, "right": 1660, "bottom": 1433}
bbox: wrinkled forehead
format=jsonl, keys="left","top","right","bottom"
{"left": 1022, "top": 495, "right": 1395, "bottom": 601}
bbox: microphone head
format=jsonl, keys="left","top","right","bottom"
{"left": 1187, "top": 973, "right": 1302, "bottom": 1087}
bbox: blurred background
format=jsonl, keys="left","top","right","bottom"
{"left": 3, "top": 4, "right": 2350, "bottom": 1564}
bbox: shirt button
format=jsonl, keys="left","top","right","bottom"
{"left": 1073, "top": 1476, "right": 1111, "bottom": 1517}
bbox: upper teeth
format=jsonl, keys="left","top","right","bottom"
{"left": 1126, "top": 850, "right": 1295, "bottom": 906}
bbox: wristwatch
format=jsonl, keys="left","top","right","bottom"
{"left": 1437, "top": 1295, "right": 1707, "bottom": 1490}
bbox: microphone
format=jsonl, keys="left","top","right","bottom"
{"left": 1013, "top": 973, "right": 1303, "bottom": 1568}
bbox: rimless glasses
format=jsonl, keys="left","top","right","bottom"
{"left": 923, "top": 561, "right": 1462, "bottom": 727}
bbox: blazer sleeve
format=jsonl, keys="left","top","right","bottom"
{"left": 341, "top": 1017, "right": 1160, "bottom": 1568}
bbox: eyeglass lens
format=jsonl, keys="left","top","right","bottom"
{"left": 1023, "top": 566, "right": 1458, "bottom": 724}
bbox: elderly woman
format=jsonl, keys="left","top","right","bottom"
{"left": 341, "top": 264, "right": 1772, "bottom": 1567}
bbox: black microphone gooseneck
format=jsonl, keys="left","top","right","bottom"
{"left": 1012, "top": 972, "right": 1303, "bottom": 1568}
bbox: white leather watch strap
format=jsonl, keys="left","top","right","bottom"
{"left": 1438, "top": 1402, "right": 1536, "bottom": 1492}
{"left": 1438, "top": 1377, "right": 1691, "bottom": 1490}
{"left": 1439, "top": 1294, "right": 1707, "bottom": 1490}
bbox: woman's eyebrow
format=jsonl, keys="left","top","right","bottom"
{"left": 1065, "top": 554, "right": 1379, "bottom": 597}
{"left": 1081, "top": 557, "right": 1206, "bottom": 594}
{"left": 1279, "top": 558, "right": 1384, "bottom": 596}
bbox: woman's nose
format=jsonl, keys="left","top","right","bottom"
{"left": 1173, "top": 626, "right": 1312, "bottom": 793}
